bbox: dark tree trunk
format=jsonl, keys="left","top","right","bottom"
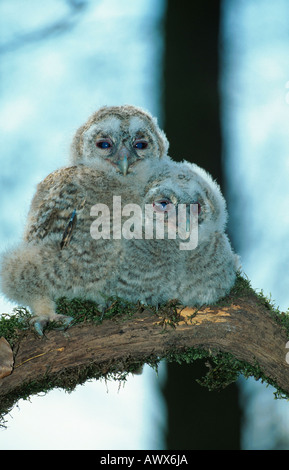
{"left": 162, "top": 0, "right": 242, "bottom": 449}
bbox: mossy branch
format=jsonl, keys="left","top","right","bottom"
{"left": 1, "top": 274, "right": 289, "bottom": 426}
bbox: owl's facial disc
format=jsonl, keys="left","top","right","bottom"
{"left": 151, "top": 194, "right": 202, "bottom": 237}
{"left": 83, "top": 115, "right": 156, "bottom": 174}
{"left": 96, "top": 137, "right": 151, "bottom": 175}
{"left": 95, "top": 140, "right": 145, "bottom": 175}
{"left": 116, "top": 138, "right": 149, "bottom": 175}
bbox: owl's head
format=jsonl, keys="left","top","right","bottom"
{"left": 142, "top": 160, "right": 228, "bottom": 243}
{"left": 70, "top": 105, "right": 169, "bottom": 175}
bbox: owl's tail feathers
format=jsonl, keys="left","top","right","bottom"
{"left": 0, "top": 243, "right": 46, "bottom": 306}
{"left": 0, "top": 243, "right": 73, "bottom": 335}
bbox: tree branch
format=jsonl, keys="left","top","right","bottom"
{"left": 0, "top": 275, "right": 289, "bottom": 425}
{"left": 0, "top": 0, "right": 89, "bottom": 54}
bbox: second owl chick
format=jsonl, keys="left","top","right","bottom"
{"left": 114, "top": 159, "right": 239, "bottom": 307}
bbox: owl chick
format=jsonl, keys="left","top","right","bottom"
{"left": 0, "top": 165, "right": 141, "bottom": 335}
{"left": 0, "top": 105, "right": 169, "bottom": 334}
{"left": 113, "top": 159, "right": 239, "bottom": 307}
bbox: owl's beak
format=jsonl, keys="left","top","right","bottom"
{"left": 117, "top": 146, "right": 129, "bottom": 175}
{"left": 118, "top": 154, "right": 128, "bottom": 176}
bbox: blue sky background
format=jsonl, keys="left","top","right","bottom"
{"left": 221, "top": 0, "right": 289, "bottom": 449}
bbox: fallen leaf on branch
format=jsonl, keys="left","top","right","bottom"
{"left": 0, "top": 337, "right": 13, "bottom": 379}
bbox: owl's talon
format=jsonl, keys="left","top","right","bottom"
{"left": 34, "top": 321, "right": 45, "bottom": 336}
{"left": 30, "top": 314, "right": 74, "bottom": 336}
{"left": 30, "top": 317, "right": 48, "bottom": 336}
{"left": 54, "top": 315, "right": 74, "bottom": 330}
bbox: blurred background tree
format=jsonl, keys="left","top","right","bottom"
{"left": 162, "top": 0, "right": 241, "bottom": 450}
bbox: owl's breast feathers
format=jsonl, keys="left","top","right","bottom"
{"left": 60, "top": 197, "right": 87, "bottom": 249}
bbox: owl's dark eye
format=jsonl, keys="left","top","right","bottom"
{"left": 96, "top": 139, "right": 113, "bottom": 149}
{"left": 153, "top": 198, "right": 174, "bottom": 213}
{"left": 134, "top": 140, "right": 148, "bottom": 150}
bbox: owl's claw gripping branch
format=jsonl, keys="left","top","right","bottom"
{"left": 30, "top": 314, "right": 74, "bottom": 336}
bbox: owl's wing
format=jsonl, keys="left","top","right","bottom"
{"left": 23, "top": 166, "right": 87, "bottom": 244}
